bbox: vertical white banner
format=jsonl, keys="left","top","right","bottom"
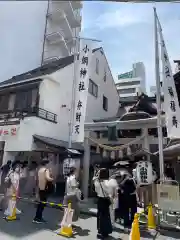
{"left": 72, "top": 40, "right": 92, "bottom": 142}
{"left": 157, "top": 17, "right": 180, "bottom": 138}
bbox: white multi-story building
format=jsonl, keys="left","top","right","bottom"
{"left": 0, "top": 1, "right": 82, "bottom": 82}
{"left": 0, "top": 47, "right": 119, "bottom": 165}
{"left": 115, "top": 62, "right": 146, "bottom": 99}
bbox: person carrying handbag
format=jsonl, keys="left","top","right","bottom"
{"left": 93, "top": 168, "right": 112, "bottom": 239}
{"left": 63, "top": 167, "right": 80, "bottom": 223}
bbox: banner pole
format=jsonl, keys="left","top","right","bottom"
{"left": 154, "top": 7, "right": 165, "bottom": 180}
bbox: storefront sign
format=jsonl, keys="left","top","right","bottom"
{"left": 63, "top": 158, "right": 75, "bottom": 176}
{"left": 0, "top": 126, "right": 18, "bottom": 137}
{"left": 118, "top": 70, "right": 133, "bottom": 79}
{"left": 72, "top": 40, "right": 92, "bottom": 142}
{"left": 158, "top": 19, "right": 180, "bottom": 138}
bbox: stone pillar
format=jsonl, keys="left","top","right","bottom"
{"left": 2, "top": 151, "right": 16, "bottom": 165}
{"left": 82, "top": 132, "right": 90, "bottom": 200}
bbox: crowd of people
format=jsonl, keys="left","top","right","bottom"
{"left": 0, "top": 158, "right": 150, "bottom": 239}
{"left": 0, "top": 159, "right": 55, "bottom": 223}
{"left": 93, "top": 168, "right": 138, "bottom": 239}
{"left": 0, "top": 158, "right": 83, "bottom": 225}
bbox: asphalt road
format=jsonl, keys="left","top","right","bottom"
{"left": 0, "top": 202, "right": 179, "bottom": 240}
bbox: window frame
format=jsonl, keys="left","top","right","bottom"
{"left": 103, "top": 95, "right": 108, "bottom": 111}
{"left": 88, "top": 79, "right": 98, "bottom": 98}
{"left": 96, "top": 58, "right": 99, "bottom": 74}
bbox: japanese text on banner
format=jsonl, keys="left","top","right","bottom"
{"left": 72, "top": 41, "right": 92, "bottom": 142}
{"left": 157, "top": 19, "right": 180, "bottom": 138}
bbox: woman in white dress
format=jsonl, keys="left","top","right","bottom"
{"left": 4, "top": 161, "right": 21, "bottom": 218}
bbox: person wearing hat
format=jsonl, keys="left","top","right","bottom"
{"left": 64, "top": 166, "right": 80, "bottom": 223}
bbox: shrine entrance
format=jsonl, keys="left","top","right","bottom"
{"left": 82, "top": 113, "right": 166, "bottom": 199}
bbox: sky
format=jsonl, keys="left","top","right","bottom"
{"left": 81, "top": 1, "right": 180, "bottom": 93}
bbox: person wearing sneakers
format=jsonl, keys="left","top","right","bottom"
{"left": 33, "top": 159, "right": 53, "bottom": 223}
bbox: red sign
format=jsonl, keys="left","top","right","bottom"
{"left": 0, "top": 127, "right": 17, "bottom": 136}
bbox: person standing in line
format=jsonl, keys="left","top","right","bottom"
{"left": 33, "top": 159, "right": 53, "bottom": 223}
{"left": 24, "top": 161, "right": 38, "bottom": 197}
{"left": 108, "top": 175, "right": 119, "bottom": 227}
{"left": 4, "top": 161, "right": 22, "bottom": 218}
{"left": 0, "top": 160, "right": 12, "bottom": 211}
{"left": 93, "top": 168, "right": 112, "bottom": 239}
{"left": 120, "top": 173, "right": 137, "bottom": 232}
{"left": 63, "top": 166, "right": 80, "bottom": 223}
{"left": 19, "top": 161, "right": 28, "bottom": 196}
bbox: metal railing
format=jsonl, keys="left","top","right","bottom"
{"left": 0, "top": 107, "right": 57, "bottom": 124}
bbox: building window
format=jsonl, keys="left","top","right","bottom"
{"left": 103, "top": 95, "right": 108, "bottom": 111}
{"left": 8, "top": 94, "right": 16, "bottom": 110}
{"left": 0, "top": 95, "right": 9, "bottom": 111}
{"left": 88, "top": 79, "right": 98, "bottom": 97}
{"left": 96, "top": 58, "right": 99, "bottom": 74}
{"left": 116, "top": 81, "right": 140, "bottom": 87}
{"left": 104, "top": 69, "right": 106, "bottom": 82}
{"left": 118, "top": 88, "right": 136, "bottom": 94}
{"left": 14, "top": 89, "right": 36, "bottom": 110}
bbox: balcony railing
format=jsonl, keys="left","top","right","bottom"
{"left": 0, "top": 107, "right": 57, "bottom": 124}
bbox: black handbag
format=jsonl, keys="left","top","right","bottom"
{"left": 45, "top": 181, "right": 55, "bottom": 195}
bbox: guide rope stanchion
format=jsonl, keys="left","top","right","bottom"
{"left": 58, "top": 202, "right": 74, "bottom": 238}
{"left": 5, "top": 194, "right": 17, "bottom": 221}
{"left": 129, "top": 213, "right": 140, "bottom": 240}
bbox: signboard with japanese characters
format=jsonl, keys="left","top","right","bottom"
{"left": 158, "top": 20, "right": 180, "bottom": 138}
{"left": 72, "top": 40, "right": 92, "bottom": 142}
{"left": 0, "top": 126, "right": 18, "bottom": 137}
{"left": 63, "top": 158, "right": 75, "bottom": 176}
{"left": 136, "top": 161, "right": 153, "bottom": 186}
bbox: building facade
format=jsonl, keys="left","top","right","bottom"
{"left": 116, "top": 62, "right": 146, "bottom": 99}
{"left": 0, "top": 1, "right": 82, "bottom": 82}
{"left": 0, "top": 48, "right": 119, "bottom": 167}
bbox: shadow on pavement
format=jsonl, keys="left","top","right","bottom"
{"left": 73, "top": 225, "right": 90, "bottom": 237}
{"left": 159, "top": 229, "right": 180, "bottom": 239}
{"left": 0, "top": 201, "right": 65, "bottom": 238}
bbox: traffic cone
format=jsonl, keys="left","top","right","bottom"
{"left": 129, "top": 213, "right": 140, "bottom": 240}
{"left": 6, "top": 194, "right": 17, "bottom": 221}
{"left": 58, "top": 203, "right": 73, "bottom": 237}
{"left": 147, "top": 204, "right": 156, "bottom": 234}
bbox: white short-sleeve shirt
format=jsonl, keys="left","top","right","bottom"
{"left": 107, "top": 178, "right": 118, "bottom": 197}
{"left": 94, "top": 179, "right": 110, "bottom": 198}
{"left": 66, "top": 174, "right": 77, "bottom": 196}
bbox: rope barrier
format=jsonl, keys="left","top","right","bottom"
{"left": 88, "top": 135, "right": 145, "bottom": 151}
{"left": 0, "top": 194, "right": 66, "bottom": 211}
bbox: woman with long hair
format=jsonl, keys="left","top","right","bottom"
{"left": 93, "top": 168, "right": 112, "bottom": 239}
{"left": 64, "top": 167, "right": 80, "bottom": 223}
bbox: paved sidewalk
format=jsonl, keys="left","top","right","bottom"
{"left": 0, "top": 200, "right": 179, "bottom": 239}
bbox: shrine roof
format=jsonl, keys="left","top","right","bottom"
{"left": 129, "top": 93, "right": 157, "bottom": 115}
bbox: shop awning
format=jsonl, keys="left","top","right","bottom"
{"left": 33, "top": 134, "right": 83, "bottom": 154}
